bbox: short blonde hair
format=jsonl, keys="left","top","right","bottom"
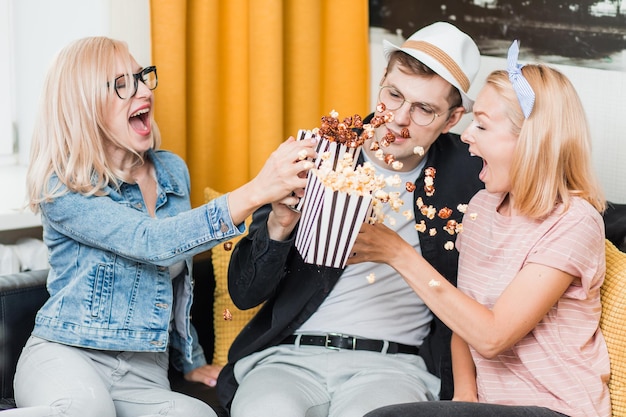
{"left": 27, "top": 36, "right": 161, "bottom": 212}
{"left": 486, "top": 66, "right": 605, "bottom": 218}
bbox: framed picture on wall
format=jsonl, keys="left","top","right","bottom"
{"left": 369, "top": 0, "right": 626, "bottom": 71}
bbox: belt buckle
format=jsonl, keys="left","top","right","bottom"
{"left": 324, "top": 333, "right": 355, "bottom": 350}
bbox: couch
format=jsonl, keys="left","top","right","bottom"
{"left": 1, "top": 202, "right": 626, "bottom": 416}
{"left": 0, "top": 255, "right": 228, "bottom": 416}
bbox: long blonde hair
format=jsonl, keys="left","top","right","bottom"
{"left": 26, "top": 36, "right": 161, "bottom": 212}
{"left": 486, "top": 66, "right": 605, "bottom": 218}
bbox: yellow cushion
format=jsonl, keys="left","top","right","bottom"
{"left": 205, "top": 187, "right": 261, "bottom": 366}
{"left": 601, "top": 239, "right": 626, "bottom": 417}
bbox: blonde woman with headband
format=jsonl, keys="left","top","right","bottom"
{"left": 354, "top": 41, "right": 610, "bottom": 417}
{"left": 8, "top": 36, "right": 315, "bottom": 417}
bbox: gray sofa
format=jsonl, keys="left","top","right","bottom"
{"left": 0, "top": 257, "right": 227, "bottom": 416}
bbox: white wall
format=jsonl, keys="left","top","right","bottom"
{"left": 0, "top": 0, "right": 150, "bottom": 227}
{"left": 370, "top": 27, "right": 626, "bottom": 204}
{"left": 12, "top": 0, "right": 151, "bottom": 165}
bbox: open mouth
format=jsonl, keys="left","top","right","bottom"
{"left": 479, "top": 158, "right": 488, "bottom": 182}
{"left": 129, "top": 108, "right": 151, "bottom": 135}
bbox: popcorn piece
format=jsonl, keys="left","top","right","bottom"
{"left": 362, "top": 124, "right": 375, "bottom": 139}
{"left": 376, "top": 103, "right": 386, "bottom": 113}
{"left": 428, "top": 279, "right": 441, "bottom": 287}
{"left": 384, "top": 154, "right": 395, "bottom": 165}
{"left": 297, "top": 149, "right": 308, "bottom": 161}
{"left": 366, "top": 273, "right": 376, "bottom": 284}
{"left": 381, "top": 132, "right": 395, "bottom": 147}
{"left": 457, "top": 203, "right": 468, "bottom": 213}
{"left": 223, "top": 242, "right": 233, "bottom": 251}
{"left": 420, "top": 205, "right": 437, "bottom": 220}
{"left": 443, "top": 220, "right": 458, "bottom": 235}
{"left": 391, "top": 160, "right": 404, "bottom": 171}
{"left": 402, "top": 210, "right": 414, "bottom": 220}
{"left": 223, "top": 308, "right": 233, "bottom": 321}
{"left": 438, "top": 207, "right": 452, "bottom": 219}
{"left": 429, "top": 228, "right": 437, "bottom": 236}
{"left": 385, "top": 175, "right": 402, "bottom": 188}
{"left": 413, "top": 146, "right": 425, "bottom": 156}
{"left": 469, "top": 213, "right": 478, "bottom": 220}
{"left": 374, "top": 189, "right": 390, "bottom": 203}
{"left": 415, "top": 220, "right": 427, "bottom": 233}
{"left": 388, "top": 192, "right": 403, "bottom": 211}
{"left": 405, "top": 182, "right": 416, "bottom": 192}
{"left": 423, "top": 166, "right": 436, "bottom": 197}
{"left": 400, "top": 128, "right": 410, "bottom": 138}
{"left": 444, "top": 241, "right": 455, "bottom": 251}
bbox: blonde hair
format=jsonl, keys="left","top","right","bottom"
{"left": 485, "top": 66, "right": 605, "bottom": 218}
{"left": 26, "top": 36, "right": 161, "bottom": 212}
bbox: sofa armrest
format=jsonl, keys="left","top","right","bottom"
{"left": 0, "top": 269, "right": 49, "bottom": 399}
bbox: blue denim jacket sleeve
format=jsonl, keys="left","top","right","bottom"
{"left": 40, "top": 179, "right": 245, "bottom": 266}
{"left": 170, "top": 323, "right": 208, "bottom": 374}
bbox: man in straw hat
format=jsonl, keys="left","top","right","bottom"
{"left": 218, "top": 22, "right": 485, "bottom": 417}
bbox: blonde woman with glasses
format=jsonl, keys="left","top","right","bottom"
{"left": 8, "top": 36, "right": 315, "bottom": 417}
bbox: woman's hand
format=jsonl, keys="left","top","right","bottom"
{"left": 267, "top": 163, "right": 308, "bottom": 238}
{"left": 249, "top": 137, "right": 316, "bottom": 204}
{"left": 228, "top": 137, "right": 316, "bottom": 225}
{"left": 346, "top": 222, "right": 409, "bottom": 266}
{"left": 184, "top": 363, "right": 223, "bottom": 387}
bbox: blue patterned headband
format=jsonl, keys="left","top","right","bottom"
{"left": 507, "top": 40, "right": 535, "bottom": 119}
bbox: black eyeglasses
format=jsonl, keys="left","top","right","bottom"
{"left": 378, "top": 85, "right": 457, "bottom": 126}
{"left": 109, "top": 66, "right": 158, "bottom": 99}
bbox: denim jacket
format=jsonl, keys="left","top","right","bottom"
{"left": 32, "top": 149, "right": 244, "bottom": 369}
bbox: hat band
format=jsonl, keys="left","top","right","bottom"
{"left": 402, "top": 40, "right": 470, "bottom": 93}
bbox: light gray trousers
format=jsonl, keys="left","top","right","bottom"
{"left": 6, "top": 336, "right": 216, "bottom": 417}
{"left": 231, "top": 345, "right": 440, "bottom": 417}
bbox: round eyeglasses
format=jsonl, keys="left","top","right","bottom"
{"left": 109, "top": 66, "right": 158, "bottom": 99}
{"left": 377, "top": 85, "right": 456, "bottom": 126}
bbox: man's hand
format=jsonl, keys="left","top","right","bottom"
{"left": 184, "top": 364, "right": 223, "bottom": 387}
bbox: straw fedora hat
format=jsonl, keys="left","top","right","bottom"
{"left": 383, "top": 21, "right": 481, "bottom": 112}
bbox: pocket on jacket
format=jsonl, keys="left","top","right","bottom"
{"left": 90, "top": 264, "right": 110, "bottom": 318}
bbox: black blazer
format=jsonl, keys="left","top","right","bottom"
{"left": 217, "top": 125, "right": 484, "bottom": 410}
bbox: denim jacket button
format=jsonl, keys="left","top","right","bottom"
{"left": 150, "top": 340, "right": 164, "bottom": 347}
{"left": 135, "top": 202, "right": 143, "bottom": 209}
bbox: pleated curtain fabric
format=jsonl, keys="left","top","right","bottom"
{"left": 150, "top": 0, "right": 369, "bottom": 207}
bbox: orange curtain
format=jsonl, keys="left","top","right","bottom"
{"left": 150, "top": 0, "right": 369, "bottom": 207}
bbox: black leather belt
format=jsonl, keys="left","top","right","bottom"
{"left": 281, "top": 334, "right": 420, "bottom": 355}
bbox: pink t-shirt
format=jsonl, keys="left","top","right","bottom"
{"left": 457, "top": 190, "right": 611, "bottom": 417}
